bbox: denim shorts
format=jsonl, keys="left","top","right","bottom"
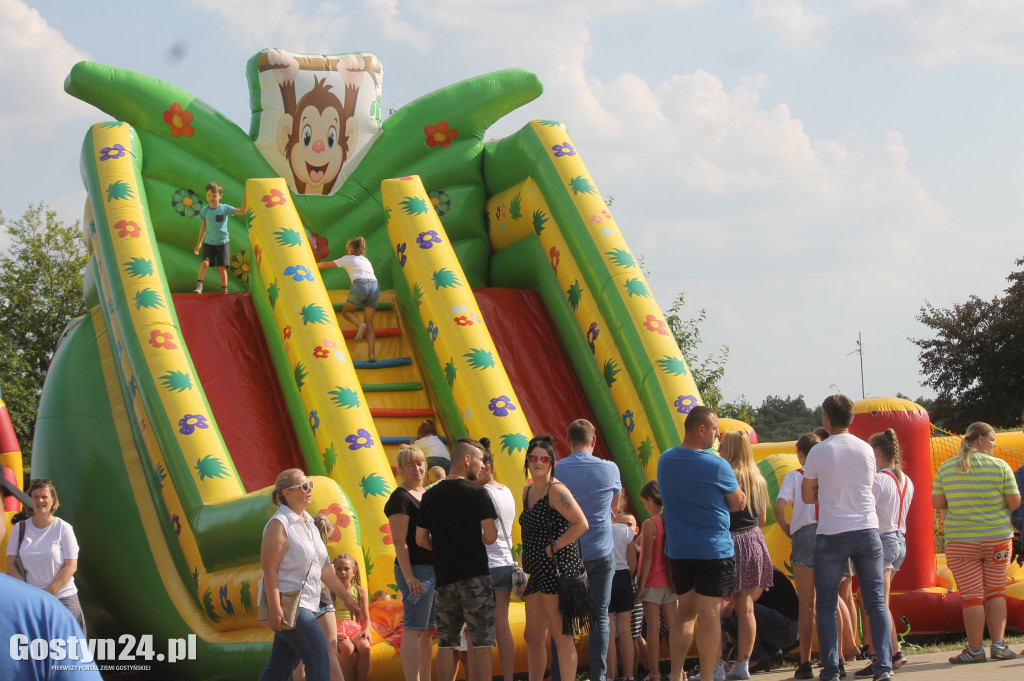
{"left": 395, "top": 563, "right": 436, "bottom": 630}
{"left": 880, "top": 531, "right": 906, "bottom": 572}
{"left": 791, "top": 523, "right": 817, "bottom": 569}
{"left": 347, "top": 278, "right": 380, "bottom": 309}
{"left": 489, "top": 565, "right": 513, "bottom": 592}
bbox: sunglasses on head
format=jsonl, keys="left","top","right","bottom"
{"left": 527, "top": 454, "right": 551, "bottom": 464}
{"left": 31, "top": 479, "right": 52, "bottom": 485}
{"left": 286, "top": 480, "right": 314, "bottom": 493}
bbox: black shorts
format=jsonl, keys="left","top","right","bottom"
{"left": 670, "top": 557, "right": 736, "bottom": 598}
{"left": 609, "top": 568, "right": 633, "bottom": 614}
{"left": 202, "top": 242, "right": 230, "bottom": 267}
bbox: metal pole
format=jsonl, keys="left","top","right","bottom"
{"left": 858, "top": 332, "right": 865, "bottom": 399}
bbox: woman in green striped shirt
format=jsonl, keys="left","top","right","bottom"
{"left": 933, "top": 422, "right": 1021, "bottom": 664}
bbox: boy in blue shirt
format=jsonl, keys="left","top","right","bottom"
{"left": 193, "top": 182, "right": 244, "bottom": 293}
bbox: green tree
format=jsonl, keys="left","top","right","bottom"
{"left": 664, "top": 292, "right": 755, "bottom": 422}
{"left": 911, "top": 257, "right": 1024, "bottom": 432}
{"left": 753, "top": 394, "right": 822, "bottom": 443}
{"left": 0, "top": 204, "right": 88, "bottom": 467}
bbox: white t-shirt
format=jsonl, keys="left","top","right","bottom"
{"left": 611, "top": 522, "right": 636, "bottom": 571}
{"left": 777, "top": 468, "right": 818, "bottom": 535}
{"left": 6, "top": 517, "right": 80, "bottom": 598}
{"left": 414, "top": 435, "right": 450, "bottom": 462}
{"left": 802, "top": 432, "right": 878, "bottom": 536}
{"left": 333, "top": 254, "right": 376, "bottom": 282}
{"left": 874, "top": 468, "right": 915, "bottom": 534}
{"left": 484, "top": 483, "right": 516, "bottom": 568}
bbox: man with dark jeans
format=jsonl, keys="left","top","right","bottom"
{"left": 802, "top": 395, "right": 892, "bottom": 681}
{"left": 550, "top": 419, "right": 621, "bottom": 681}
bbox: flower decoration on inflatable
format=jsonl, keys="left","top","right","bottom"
{"left": 416, "top": 230, "right": 443, "bottom": 249}
{"left": 284, "top": 264, "right": 314, "bottom": 282}
{"left": 116, "top": 220, "right": 141, "bottom": 238}
{"left": 428, "top": 190, "right": 451, "bottom": 216}
{"left": 424, "top": 120, "right": 459, "bottom": 148}
{"left": 346, "top": 428, "right": 375, "bottom": 450}
{"left": 674, "top": 395, "right": 698, "bottom": 414}
{"left": 178, "top": 414, "right": 209, "bottom": 435}
{"left": 643, "top": 314, "right": 669, "bottom": 336}
{"left": 230, "top": 250, "right": 251, "bottom": 282}
{"left": 309, "top": 410, "right": 320, "bottom": 434}
{"left": 552, "top": 142, "right": 575, "bottom": 157}
{"left": 171, "top": 188, "right": 204, "bottom": 218}
{"left": 586, "top": 322, "right": 600, "bottom": 354}
{"left": 99, "top": 144, "right": 125, "bottom": 161}
{"left": 487, "top": 395, "right": 516, "bottom": 418}
{"left": 622, "top": 410, "right": 635, "bottom": 434}
{"left": 162, "top": 103, "right": 194, "bottom": 138}
{"left": 396, "top": 242, "right": 407, "bottom": 267}
{"left": 261, "top": 188, "right": 287, "bottom": 208}
{"left": 148, "top": 330, "right": 177, "bottom": 350}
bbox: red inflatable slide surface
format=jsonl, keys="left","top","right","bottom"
{"left": 173, "top": 293, "right": 305, "bottom": 492}
{"left": 475, "top": 288, "right": 611, "bottom": 461}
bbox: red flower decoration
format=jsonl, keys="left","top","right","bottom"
{"left": 549, "top": 245, "right": 560, "bottom": 272}
{"left": 643, "top": 314, "right": 669, "bottom": 336}
{"left": 162, "top": 103, "right": 194, "bottom": 138}
{"left": 116, "top": 220, "right": 140, "bottom": 238}
{"left": 318, "top": 503, "right": 352, "bottom": 542}
{"left": 262, "top": 189, "right": 287, "bottom": 208}
{"left": 424, "top": 121, "right": 459, "bottom": 148}
{"left": 254, "top": 243, "right": 263, "bottom": 265}
{"left": 282, "top": 325, "right": 292, "bottom": 340}
{"left": 454, "top": 315, "right": 473, "bottom": 326}
{"left": 148, "top": 330, "right": 177, "bottom": 349}
{"left": 313, "top": 346, "right": 330, "bottom": 359}
{"left": 380, "top": 523, "right": 393, "bottom": 545}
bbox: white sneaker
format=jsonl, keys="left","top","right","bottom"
{"left": 354, "top": 323, "right": 366, "bottom": 342}
{"left": 690, "top": 662, "right": 726, "bottom": 681}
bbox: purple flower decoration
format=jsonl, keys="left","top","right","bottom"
{"left": 99, "top": 144, "right": 126, "bottom": 161}
{"left": 488, "top": 395, "right": 516, "bottom": 418}
{"left": 172, "top": 514, "right": 181, "bottom": 535}
{"left": 284, "top": 264, "right": 314, "bottom": 282}
{"left": 623, "top": 410, "right": 635, "bottom": 434}
{"left": 674, "top": 395, "right": 698, "bottom": 414}
{"left": 587, "top": 322, "right": 600, "bottom": 354}
{"left": 416, "top": 230, "right": 443, "bottom": 249}
{"left": 396, "top": 242, "right": 407, "bottom": 268}
{"left": 178, "top": 414, "right": 208, "bottom": 435}
{"left": 552, "top": 142, "right": 575, "bottom": 157}
{"left": 346, "top": 428, "right": 375, "bottom": 450}
{"left": 309, "top": 410, "right": 320, "bottom": 434}
{"left": 427, "top": 320, "right": 439, "bottom": 343}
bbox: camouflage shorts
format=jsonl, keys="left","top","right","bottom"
{"left": 435, "top": 575, "right": 496, "bottom": 648}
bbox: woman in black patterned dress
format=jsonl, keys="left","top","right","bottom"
{"left": 519, "top": 434, "right": 589, "bottom": 681}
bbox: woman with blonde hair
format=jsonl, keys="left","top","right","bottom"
{"left": 383, "top": 444, "right": 434, "bottom": 681}
{"left": 718, "top": 431, "right": 773, "bottom": 680}
{"left": 934, "top": 422, "right": 1021, "bottom": 664}
{"left": 259, "top": 469, "right": 350, "bottom": 681}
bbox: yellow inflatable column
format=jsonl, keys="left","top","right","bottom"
{"left": 383, "top": 176, "right": 531, "bottom": 523}
{"left": 246, "top": 178, "right": 395, "bottom": 592}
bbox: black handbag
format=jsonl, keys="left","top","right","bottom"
{"left": 544, "top": 489, "right": 594, "bottom": 637}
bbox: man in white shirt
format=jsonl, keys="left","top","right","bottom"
{"left": 801, "top": 395, "right": 891, "bottom": 681}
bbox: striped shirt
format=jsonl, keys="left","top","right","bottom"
{"left": 933, "top": 452, "right": 1018, "bottom": 542}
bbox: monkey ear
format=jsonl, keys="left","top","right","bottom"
{"left": 277, "top": 114, "right": 293, "bottom": 157}
{"left": 344, "top": 117, "right": 358, "bottom": 160}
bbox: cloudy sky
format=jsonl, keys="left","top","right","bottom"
{"left": 3, "top": 0, "right": 1023, "bottom": 409}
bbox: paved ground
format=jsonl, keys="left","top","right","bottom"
{"left": 746, "top": 648, "right": 1024, "bottom": 680}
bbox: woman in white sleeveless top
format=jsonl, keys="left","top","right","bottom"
{"left": 259, "top": 469, "right": 349, "bottom": 681}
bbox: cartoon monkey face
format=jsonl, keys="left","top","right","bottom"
{"left": 277, "top": 78, "right": 357, "bottom": 196}
{"left": 289, "top": 103, "right": 344, "bottom": 191}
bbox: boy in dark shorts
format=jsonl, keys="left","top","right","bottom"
{"left": 193, "top": 182, "right": 244, "bottom": 293}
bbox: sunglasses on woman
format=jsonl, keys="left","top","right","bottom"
{"left": 286, "top": 480, "right": 314, "bottom": 493}
{"left": 527, "top": 454, "right": 551, "bottom": 464}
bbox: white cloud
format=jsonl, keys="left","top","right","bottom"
{"left": 750, "top": 0, "right": 829, "bottom": 49}
{"left": 0, "top": 0, "right": 93, "bottom": 161}
{"left": 850, "top": 0, "right": 1024, "bottom": 67}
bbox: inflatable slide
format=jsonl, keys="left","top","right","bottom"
{"left": 36, "top": 49, "right": 704, "bottom": 679}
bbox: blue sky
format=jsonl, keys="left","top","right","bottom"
{"left": 3, "top": 0, "right": 1023, "bottom": 411}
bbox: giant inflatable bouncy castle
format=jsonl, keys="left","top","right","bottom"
{"left": 6, "top": 48, "right": 1024, "bottom": 679}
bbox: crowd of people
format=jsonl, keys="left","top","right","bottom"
{"left": 8, "top": 395, "right": 1022, "bottom": 681}
{"left": 253, "top": 397, "right": 1024, "bottom": 681}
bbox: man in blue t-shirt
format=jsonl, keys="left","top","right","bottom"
{"left": 549, "top": 419, "right": 621, "bottom": 681}
{"left": 0, "top": 517, "right": 102, "bottom": 680}
{"left": 658, "top": 406, "right": 746, "bottom": 681}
